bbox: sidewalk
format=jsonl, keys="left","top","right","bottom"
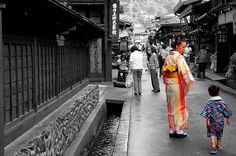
{"left": 126, "top": 70, "right": 236, "bottom": 156}
{"left": 205, "top": 68, "right": 236, "bottom": 96}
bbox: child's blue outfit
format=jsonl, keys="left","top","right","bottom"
{"left": 201, "top": 96, "right": 232, "bottom": 137}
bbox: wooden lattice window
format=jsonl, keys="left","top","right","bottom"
{"left": 217, "top": 29, "right": 227, "bottom": 43}
{"left": 3, "top": 41, "right": 34, "bottom": 123}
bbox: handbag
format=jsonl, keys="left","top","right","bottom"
{"left": 158, "top": 55, "right": 163, "bottom": 63}
{"left": 125, "top": 73, "right": 133, "bottom": 88}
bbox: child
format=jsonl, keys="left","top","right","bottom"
{"left": 201, "top": 85, "right": 232, "bottom": 154}
{"left": 210, "top": 52, "right": 217, "bottom": 73}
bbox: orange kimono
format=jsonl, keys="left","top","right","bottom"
{"left": 162, "top": 51, "right": 195, "bottom": 131}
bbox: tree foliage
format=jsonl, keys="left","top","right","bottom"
{"left": 120, "top": 0, "right": 179, "bottom": 28}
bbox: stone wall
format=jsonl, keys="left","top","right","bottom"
{"left": 14, "top": 86, "right": 99, "bottom": 156}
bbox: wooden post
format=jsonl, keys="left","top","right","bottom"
{"left": 0, "top": 3, "right": 6, "bottom": 155}
{"left": 104, "top": 0, "right": 112, "bottom": 82}
{"left": 33, "top": 37, "right": 38, "bottom": 112}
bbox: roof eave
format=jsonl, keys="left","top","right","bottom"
{"left": 48, "top": 0, "right": 104, "bottom": 33}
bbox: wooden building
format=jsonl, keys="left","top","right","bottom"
{"left": 66, "top": 0, "right": 120, "bottom": 81}
{"left": 174, "top": 0, "right": 212, "bottom": 56}
{"left": 174, "top": 0, "right": 236, "bottom": 73}
{"left": 155, "top": 14, "right": 182, "bottom": 47}
{"left": 0, "top": 0, "right": 108, "bottom": 153}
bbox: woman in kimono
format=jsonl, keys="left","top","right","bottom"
{"left": 162, "top": 34, "right": 195, "bottom": 137}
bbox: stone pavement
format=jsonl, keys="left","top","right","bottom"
{"left": 126, "top": 70, "right": 236, "bottom": 156}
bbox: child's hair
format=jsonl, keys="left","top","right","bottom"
{"left": 208, "top": 85, "right": 220, "bottom": 96}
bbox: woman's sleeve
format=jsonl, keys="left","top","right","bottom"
{"left": 177, "top": 56, "right": 195, "bottom": 92}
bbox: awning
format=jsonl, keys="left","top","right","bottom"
{"left": 163, "top": 32, "right": 180, "bottom": 38}
{"left": 179, "top": 4, "right": 192, "bottom": 18}
{"left": 195, "top": 13, "right": 208, "bottom": 22}
{"left": 184, "top": 0, "right": 201, "bottom": 5}
{"left": 47, "top": 0, "right": 105, "bottom": 33}
{"left": 174, "top": 1, "right": 185, "bottom": 13}
{"left": 174, "top": 0, "right": 200, "bottom": 14}
{"left": 187, "top": 29, "right": 199, "bottom": 35}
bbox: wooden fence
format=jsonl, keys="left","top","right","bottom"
{"left": 3, "top": 35, "right": 89, "bottom": 125}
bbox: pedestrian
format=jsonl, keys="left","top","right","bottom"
{"left": 149, "top": 46, "right": 160, "bottom": 93}
{"left": 210, "top": 51, "right": 217, "bottom": 73}
{"left": 183, "top": 43, "right": 192, "bottom": 65}
{"left": 146, "top": 45, "right": 152, "bottom": 62}
{"left": 200, "top": 85, "right": 232, "bottom": 154}
{"left": 196, "top": 45, "right": 209, "bottom": 78}
{"left": 129, "top": 45, "right": 143, "bottom": 95}
{"left": 159, "top": 44, "right": 169, "bottom": 77}
{"left": 142, "top": 49, "right": 148, "bottom": 72}
{"left": 162, "top": 33, "right": 195, "bottom": 137}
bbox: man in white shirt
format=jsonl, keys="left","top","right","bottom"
{"left": 129, "top": 45, "right": 143, "bottom": 95}
{"left": 184, "top": 44, "right": 192, "bottom": 65}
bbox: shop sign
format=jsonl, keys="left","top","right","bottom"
{"left": 109, "top": 0, "right": 119, "bottom": 40}
{"left": 90, "top": 38, "right": 102, "bottom": 74}
{"left": 56, "top": 34, "right": 65, "bottom": 46}
{"left": 218, "top": 11, "right": 233, "bottom": 25}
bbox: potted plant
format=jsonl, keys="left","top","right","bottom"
{"left": 225, "top": 52, "right": 236, "bottom": 89}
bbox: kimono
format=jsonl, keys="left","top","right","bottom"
{"left": 162, "top": 51, "right": 195, "bottom": 131}
{"left": 201, "top": 96, "right": 232, "bottom": 137}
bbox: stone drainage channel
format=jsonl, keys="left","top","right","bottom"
{"left": 88, "top": 102, "right": 123, "bottom": 155}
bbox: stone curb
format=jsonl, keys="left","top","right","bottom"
{"left": 112, "top": 88, "right": 132, "bottom": 156}
{"left": 206, "top": 79, "right": 236, "bottom": 97}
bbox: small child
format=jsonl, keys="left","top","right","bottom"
{"left": 201, "top": 85, "right": 232, "bottom": 154}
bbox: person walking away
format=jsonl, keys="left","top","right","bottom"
{"left": 183, "top": 43, "right": 192, "bottom": 65}
{"left": 159, "top": 44, "right": 169, "bottom": 77}
{"left": 196, "top": 46, "right": 209, "bottom": 78}
{"left": 162, "top": 34, "right": 195, "bottom": 137}
{"left": 129, "top": 45, "right": 143, "bottom": 95}
{"left": 149, "top": 46, "right": 160, "bottom": 93}
{"left": 201, "top": 85, "right": 232, "bottom": 154}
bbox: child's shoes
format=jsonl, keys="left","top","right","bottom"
{"left": 209, "top": 147, "right": 217, "bottom": 154}
{"left": 217, "top": 146, "right": 223, "bottom": 151}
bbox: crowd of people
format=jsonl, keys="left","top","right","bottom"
{"left": 125, "top": 33, "right": 232, "bottom": 154}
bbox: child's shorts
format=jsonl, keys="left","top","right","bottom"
{"left": 207, "top": 128, "right": 223, "bottom": 138}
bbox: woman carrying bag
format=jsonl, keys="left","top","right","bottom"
{"left": 128, "top": 45, "right": 143, "bottom": 95}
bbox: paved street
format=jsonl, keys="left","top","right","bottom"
{"left": 128, "top": 70, "right": 236, "bottom": 156}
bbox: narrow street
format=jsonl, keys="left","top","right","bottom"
{"left": 128, "top": 70, "right": 236, "bottom": 156}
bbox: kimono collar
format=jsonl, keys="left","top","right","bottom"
{"left": 208, "top": 96, "right": 222, "bottom": 102}
{"left": 170, "top": 51, "right": 179, "bottom": 55}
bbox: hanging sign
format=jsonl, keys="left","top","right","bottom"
{"left": 109, "top": 0, "right": 119, "bottom": 40}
